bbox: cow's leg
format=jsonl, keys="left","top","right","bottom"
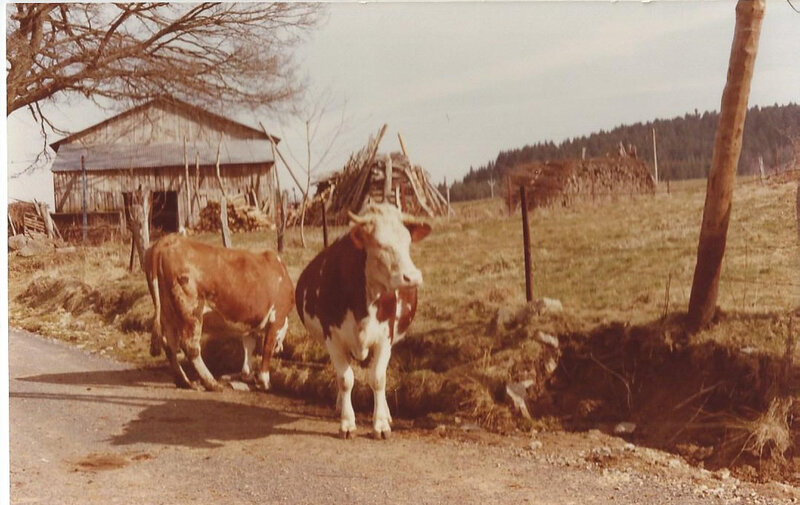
{"left": 182, "top": 311, "right": 222, "bottom": 392}
{"left": 368, "top": 339, "right": 393, "bottom": 440}
{"left": 325, "top": 339, "right": 356, "bottom": 438}
{"left": 256, "top": 316, "right": 288, "bottom": 391}
{"left": 163, "top": 323, "right": 193, "bottom": 389}
{"left": 241, "top": 334, "right": 256, "bottom": 382}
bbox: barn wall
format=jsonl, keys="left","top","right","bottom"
{"left": 53, "top": 163, "right": 275, "bottom": 225}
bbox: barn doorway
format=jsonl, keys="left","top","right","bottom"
{"left": 150, "top": 191, "right": 179, "bottom": 234}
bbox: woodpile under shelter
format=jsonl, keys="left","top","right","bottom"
{"left": 49, "top": 97, "right": 279, "bottom": 238}
{"left": 506, "top": 155, "right": 655, "bottom": 211}
{"left": 303, "top": 125, "right": 450, "bottom": 226}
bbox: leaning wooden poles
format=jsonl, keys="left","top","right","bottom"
{"left": 687, "top": 0, "right": 765, "bottom": 332}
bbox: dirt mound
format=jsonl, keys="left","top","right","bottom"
{"left": 534, "top": 314, "right": 799, "bottom": 483}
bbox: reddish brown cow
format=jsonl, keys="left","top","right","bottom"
{"left": 144, "top": 234, "right": 293, "bottom": 391}
{"left": 295, "top": 203, "right": 431, "bottom": 438}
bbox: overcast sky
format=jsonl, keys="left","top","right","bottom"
{"left": 6, "top": 1, "right": 799, "bottom": 206}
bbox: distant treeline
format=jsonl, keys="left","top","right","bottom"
{"left": 440, "top": 103, "right": 800, "bottom": 202}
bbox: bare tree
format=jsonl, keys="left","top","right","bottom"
{"left": 7, "top": 2, "right": 322, "bottom": 160}
{"left": 279, "top": 92, "right": 347, "bottom": 247}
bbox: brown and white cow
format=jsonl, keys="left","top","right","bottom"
{"left": 295, "top": 203, "right": 431, "bottom": 438}
{"left": 144, "top": 234, "right": 294, "bottom": 391}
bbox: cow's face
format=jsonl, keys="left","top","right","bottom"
{"left": 349, "top": 204, "right": 431, "bottom": 294}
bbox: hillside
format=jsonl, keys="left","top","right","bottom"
{"left": 445, "top": 103, "right": 800, "bottom": 201}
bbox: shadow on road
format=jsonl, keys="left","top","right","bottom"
{"left": 109, "top": 396, "right": 320, "bottom": 448}
{"left": 16, "top": 367, "right": 171, "bottom": 388}
{"left": 11, "top": 389, "right": 327, "bottom": 448}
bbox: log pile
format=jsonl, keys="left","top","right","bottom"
{"left": 508, "top": 156, "right": 655, "bottom": 210}
{"left": 8, "top": 200, "right": 61, "bottom": 240}
{"left": 196, "top": 195, "right": 275, "bottom": 233}
{"left": 304, "top": 125, "right": 450, "bottom": 226}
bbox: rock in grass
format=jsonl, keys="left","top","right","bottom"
{"left": 506, "top": 380, "right": 535, "bottom": 419}
{"left": 8, "top": 235, "right": 29, "bottom": 251}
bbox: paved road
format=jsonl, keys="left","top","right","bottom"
{"left": 8, "top": 328, "right": 795, "bottom": 504}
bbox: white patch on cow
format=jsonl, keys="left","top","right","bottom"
{"left": 242, "top": 334, "right": 256, "bottom": 377}
{"left": 302, "top": 307, "right": 325, "bottom": 341}
{"left": 258, "top": 305, "right": 276, "bottom": 330}
{"left": 273, "top": 317, "right": 289, "bottom": 353}
{"left": 257, "top": 371, "right": 270, "bottom": 390}
{"left": 328, "top": 306, "right": 390, "bottom": 363}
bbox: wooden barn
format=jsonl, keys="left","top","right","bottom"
{"left": 49, "top": 97, "right": 279, "bottom": 237}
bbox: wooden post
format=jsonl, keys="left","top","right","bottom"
{"left": 321, "top": 196, "right": 329, "bottom": 248}
{"left": 128, "top": 238, "right": 136, "bottom": 271}
{"left": 506, "top": 175, "right": 513, "bottom": 215}
{"left": 81, "top": 154, "right": 87, "bottom": 242}
{"left": 268, "top": 134, "right": 285, "bottom": 253}
{"left": 214, "top": 140, "right": 231, "bottom": 248}
{"left": 688, "top": 0, "right": 765, "bottom": 333}
{"left": 183, "top": 136, "right": 192, "bottom": 228}
{"left": 8, "top": 214, "right": 17, "bottom": 236}
{"left": 219, "top": 196, "right": 231, "bottom": 248}
{"left": 36, "top": 201, "right": 54, "bottom": 239}
{"left": 652, "top": 127, "right": 659, "bottom": 185}
{"left": 383, "top": 153, "right": 393, "bottom": 204}
{"left": 520, "top": 185, "right": 533, "bottom": 302}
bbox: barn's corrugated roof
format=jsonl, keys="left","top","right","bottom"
{"left": 50, "top": 139, "right": 274, "bottom": 172}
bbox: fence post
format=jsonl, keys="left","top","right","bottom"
{"left": 322, "top": 195, "right": 329, "bottom": 248}
{"left": 520, "top": 185, "right": 533, "bottom": 302}
{"left": 688, "top": 0, "right": 765, "bottom": 333}
{"left": 81, "top": 154, "right": 87, "bottom": 243}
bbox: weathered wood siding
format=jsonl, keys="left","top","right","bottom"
{"left": 70, "top": 102, "right": 263, "bottom": 147}
{"left": 53, "top": 163, "right": 275, "bottom": 224}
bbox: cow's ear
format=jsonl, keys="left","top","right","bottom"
{"left": 350, "top": 224, "right": 369, "bottom": 249}
{"left": 405, "top": 222, "right": 431, "bottom": 243}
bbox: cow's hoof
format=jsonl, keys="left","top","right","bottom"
{"left": 175, "top": 379, "right": 193, "bottom": 390}
{"left": 373, "top": 429, "right": 391, "bottom": 440}
{"left": 339, "top": 428, "right": 356, "bottom": 440}
{"left": 205, "top": 383, "right": 224, "bottom": 393}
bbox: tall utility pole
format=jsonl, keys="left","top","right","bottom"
{"left": 687, "top": 0, "right": 765, "bottom": 333}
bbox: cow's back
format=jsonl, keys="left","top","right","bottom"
{"left": 157, "top": 235, "right": 293, "bottom": 328}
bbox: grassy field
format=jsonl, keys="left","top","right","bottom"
{"left": 8, "top": 176, "right": 800, "bottom": 477}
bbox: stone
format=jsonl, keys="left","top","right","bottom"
{"left": 613, "top": 422, "right": 637, "bottom": 435}
{"left": 8, "top": 235, "right": 29, "bottom": 251}
{"left": 488, "top": 305, "right": 516, "bottom": 335}
{"left": 537, "top": 297, "right": 563, "bottom": 313}
{"left": 535, "top": 331, "right": 559, "bottom": 349}
{"left": 506, "top": 380, "right": 535, "bottom": 419}
{"left": 228, "top": 381, "right": 251, "bottom": 392}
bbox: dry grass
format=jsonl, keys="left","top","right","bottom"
{"left": 8, "top": 177, "right": 799, "bottom": 426}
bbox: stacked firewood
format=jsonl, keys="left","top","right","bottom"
{"left": 196, "top": 196, "right": 275, "bottom": 233}
{"left": 304, "top": 125, "right": 450, "bottom": 226}
{"left": 508, "top": 156, "right": 656, "bottom": 210}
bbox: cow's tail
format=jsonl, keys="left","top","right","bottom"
{"left": 144, "top": 243, "right": 163, "bottom": 357}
